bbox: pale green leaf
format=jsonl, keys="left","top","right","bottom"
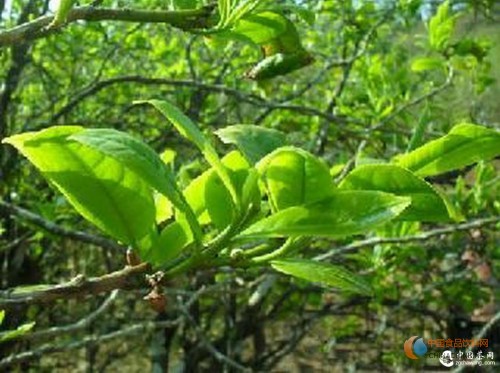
{"left": 70, "top": 129, "right": 188, "bottom": 212}
{"left": 239, "top": 191, "right": 410, "bottom": 238}
{"left": 140, "top": 99, "right": 238, "bottom": 206}
{"left": 393, "top": 124, "right": 500, "bottom": 177}
{"left": 227, "top": 11, "right": 288, "bottom": 45}
{"left": 340, "top": 164, "right": 453, "bottom": 221}
{"left": 271, "top": 259, "right": 372, "bottom": 295}
{"left": 0, "top": 322, "right": 36, "bottom": 343}
{"left": 428, "top": 0, "right": 459, "bottom": 51}
{"left": 3, "top": 127, "right": 157, "bottom": 254}
{"left": 411, "top": 56, "right": 446, "bottom": 72}
{"left": 216, "top": 124, "right": 286, "bottom": 164}
{"left": 150, "top": 221, "right": 192, "bottom": 266}
{"left": 257, "top": 147, "right": 334, "bottom": 211}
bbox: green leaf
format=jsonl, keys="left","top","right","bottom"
{"left": 172, "top": 0, "right": 198, "bottom": 10}
{"left": 154, "top": 192, "right": 173, "bottom": 224}
{"left": 181, "top": 151, "right": 253, "bottom": 230}
{"left": 451, "top": 38, "right": 490, "bottom": 62}
{"left": 140, "top": 99, "right": 238, "bottom": 207}
{"left": 182, "top": 169, "right": 213, "bottom": 226}
{"left": 49, "top": 0, "right": 73, "bottom": 28}
{"left": 0, "top": 310, "right": 4, "bottom": 325}
{"left": 339, "top": 164, "right": 452, "bottom": 221}
{"left": 411, "top": 56, "right": 446, "bottom": 72}
{"left": 205, "top": 171, "right": 234, "bottom": 229}
{"left": 3, "top": 127, "right": 157, "bottom": 254}
{"left": 150, "top": 221, "right": 192, "bottom": 266}
{"left": 244, "top": 52, "right": 314, "bottom": 81}
{"left": 0, "top": 321, "right": 36, "bottom": 343}
{"left": 70, "top": 128, "right": 202, "bottom": 242}
{"left": 71, "top": 129, "right": 188, "bottom": 212}
{"left": 218, "top": 0, "right": 230, "bottom": 26}
{"left": 227, "top": 11, "right": 288, "bottom": 45}
{"left": 239, "top": 191, "right": 410, "bottom": 238}
{"left": 223, "top": 0, "right": 263, "bottom": 28}
{"left": 271, "top": 259, "right": 372, "bottom": 295}
{"left": 278, "top": 5, "right": 316, "bottom": 25}
{"left": 429, "top": 0, "right": 458, "bottom": 52}
{"left": 257, "top": 147, "right": 334, "bottom": 211}
{"left": 222, "top": 150, "right": 260, "bottom": 212}
{"left": 215, "top": 125, "right": 286, "bottom": 164}
{"left": 393, "top": 124, "right": 500, "bottom": 177}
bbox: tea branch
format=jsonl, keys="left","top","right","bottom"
{"left": 0, "top": 5, "right": 216, "bottom": 48}
{"left": 0, "top": 199, "right": 123, "bottom": 252}
{"left": 0, "top": 286, "right": 207, "bottom": 369}
{"left": 0, "top": 263, "right": 150, "bottom": 308}
{"left": 316, "top": 216, "right": 500, "bottom": 261}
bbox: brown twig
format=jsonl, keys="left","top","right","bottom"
{"left": 0, "top": 263, "right": 150, "bottom": 308}
{"left": 315, "top": 216, "right": 500, "bottom": 261}
{"left": 0, "top": 286, "right": 208, "bottom": 369}
{"left": 0, "top": 199, "right": 123, "bottom": 253}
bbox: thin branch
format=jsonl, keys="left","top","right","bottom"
{"left": 0, "top": 199, "right": 123, "bottom": 252}
{"left": 47, "top": 75, "right": 359, "bottom": 132}
{"left": 0, "top": 263, "right": 150, "bottom": 308}
{"left": 333, "top": 66, "right": 455, "bottom": 183}
{"left": 0, "top": 5, "right": 216, "bottom": 47}
{"left": 22, "top": 289, "right": 120, "bottom": 342}
{"left": 0, "top": 286, "right": 208, "bottom": 369}
{"left": 315, "top": 216, "right": 500, "bottom": 261}
{"left": 180, "top": 299, "right": 252, "bottom": 372}
{"left": 452, "top": 310, "right": 500, "bottom": 373}
{"left": 369, "top": 66, "right": 454, "bottom": 133}
{"left": 315, "top": 9, "right": 394, "bottom": 154}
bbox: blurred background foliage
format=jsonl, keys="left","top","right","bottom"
{"left": 0, "top": 0, "right": 498, "bottom": 371}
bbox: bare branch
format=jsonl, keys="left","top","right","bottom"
{"left": 180, "top": 298, "right": 252, "bottom": 372}
{"left": 23, "top": 289, "right": 120, "bottom": 342}
{"left": 315, "top": 216, "right": 500, "bottom": 261}
{"left": 0, "top": 199, "right": 123, "bottom": 252}
{"left": 46, "top": 75, "right": 360, "bottom": 135}
{"left": 0, "top": 286, "right": 208, "bottom": 369}
{"left": 0, "top": 263, "right": 150, "bottom": 308}
{"left": 453, "top": 310, "right": 500, "bottom": 373}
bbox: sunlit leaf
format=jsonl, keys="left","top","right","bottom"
{"left": 3, "top": 127, "right": 157, "bottom": 254}
{"left": 216, "top": 124, "right": 286, "bottom": 164}
{"left": 272, "top": 259, "right": 372, "bottom": 295}
{"left": 239, "top": 191, "right": 410, "bottom": 238}
{"left": 257, "top": 147, "right": 334, "bottom": 211}
{"left": 411, "top": 56, "right": 446, "bottom": 72}
{"left": 140, "top": 99, "right": 238, "bottom": 206}
{"left": 340, "top": 164, "right": 453, "bottom": 221}
{"left": 429, "top": 0, "right": 458, "bottom": 52}
{"left": 150, "top": 222, "right": 192, "bottom": 266}
{"left": 393, "top": 124, "right": 500, "bottom": 177}
{"left": 0, "top": 322, "right": 36, "bottom": 343}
